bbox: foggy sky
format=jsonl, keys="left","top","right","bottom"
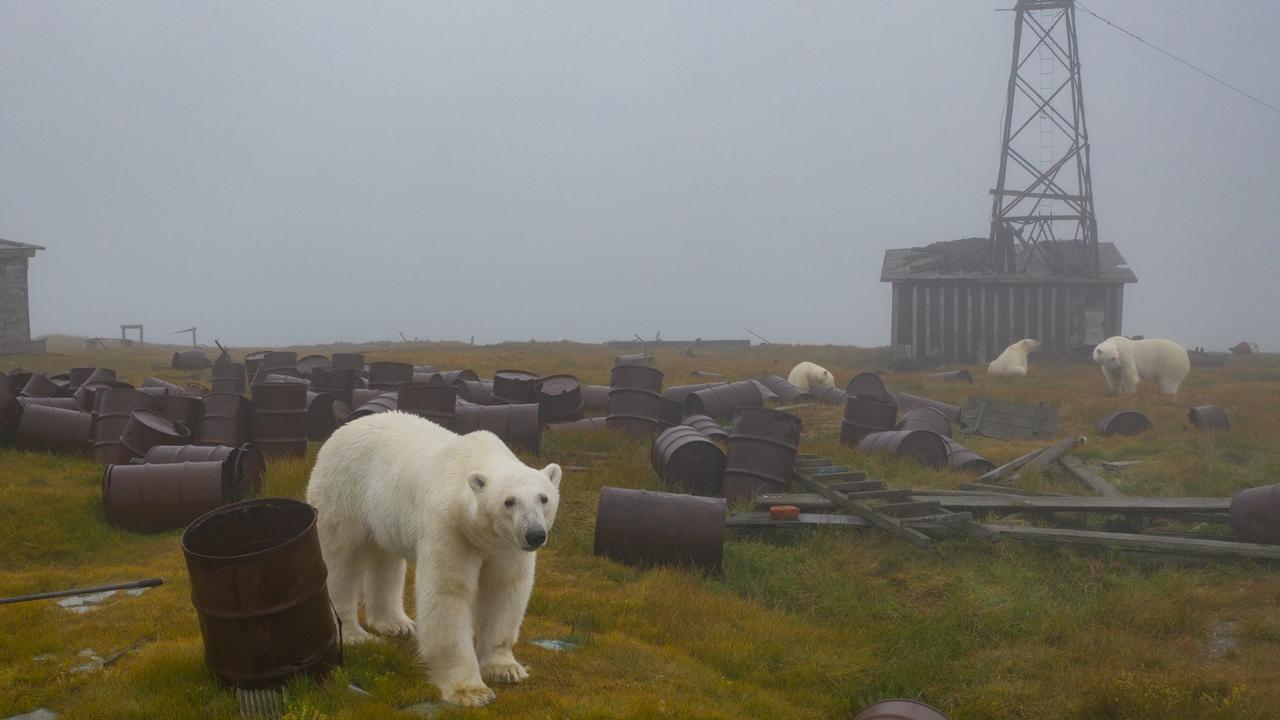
{"left": 1, "top": 1, "right": 1277, "bottom": 350}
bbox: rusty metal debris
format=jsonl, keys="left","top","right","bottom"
{"left": 684, "top": 414, "right": 729, "bottom": 443}
{"left": 536, "top": 375, "right": 583, "bottom": 424}
{"left": 452, "top": 403, "right": 541, "bottom": 454}
{"left": 845, "top": 372, "right": 894, "bottom": 402}
{"left": 172, "top": 349, "right": 211, "bottom": 370}
{"left": 1188, "top": 405, "right": 1230, "bottom": 431}
{"left": 396, "top": 383, "right": 456, "bottom": 425}
{"left": 367, "top": 362, "right": 413, "bottom": 392}
{"left": 119, "top": 409, "right": 191, "bottom": 460}
{"left": 1095, "top": 410, "right": 1152, "bottom": 437}
{"left": 593, "top": 486, "right": 726, "bottom": 574}
{"left": 492, "top": 369, "right": 541, "bottom": 404}
{"left": 607, "top": 365, "right": 664, "bottom": 437}
{"left": 16, "top": 404, "right": 92, "bottom": 455}
{"left": 580, "top": 384, "right": 610, "bottom": 411}
{"left": 807, "top": 383, "right": 848, "bottom": 406}
{"left": 927, "top": 369, "right": 972, "bottom": 384}
{"left": 195, "top": 393, "right": 253, "bottom": 448}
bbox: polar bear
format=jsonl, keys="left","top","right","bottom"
{"left": 306, "top": 412, "right": 561, "bottom": 707}
{"left": 1093, "top": 336, "right": 1190, "bottom": 395}
{"left": 787, "top": 361, "right": 835, "bottom": 392}
{"left": 986, "top": 338, "right": 1041, "bottom": 377}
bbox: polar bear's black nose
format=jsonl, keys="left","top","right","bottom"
{"left": 525, "top": 528, "right": 547, "bottom": 548}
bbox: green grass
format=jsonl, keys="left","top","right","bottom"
{"left": 1, "top": 339, "right": 1278, "bottom": 718}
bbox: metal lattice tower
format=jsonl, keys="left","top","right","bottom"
{"left": 988, "top": 0, "right": 1099, "bottom": 277}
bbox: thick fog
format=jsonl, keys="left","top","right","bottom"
{"left": 1, "top": 1, "right": 1276, "bottom": 349}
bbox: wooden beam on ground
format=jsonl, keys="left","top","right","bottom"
{"left": 825, "top": 479, "right": 887, "bottom": 493}
{"left": 984, "top": 524, "right": 1280, "bottom": 563}
{"left": 974, "top": 445, "right": 1049, "bottom": 484}
{"left": 793, "top": 474, "right": 932, "bottom": 549}
{"left": 1007, "top": 436, "right": 1086, "bottom": 484}
{"left": 1058, "top": 455, "right": 1122, "bottom": 497}
{"left": 959, "top": 483, "right": 1060, "bottom": 496}
{"left": 911, "top": 495, "right": 1231, "bottom": 517}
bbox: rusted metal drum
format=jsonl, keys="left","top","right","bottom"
{"left": 536, "top": 375, "right": 583, "bottom": 423}
{"left": 0, "top": 384, "right": 20, "bottom": 438}
{"left": 896, "top": 406, "right": 951, "bottom": 438}
{"left": 808, "top": 383, "right": 849, "bottom": 406}
{"left": 684, "top": 381, "right": 764, "bottom": 420}
{"left": 841, "top": 394, "right": 899, "bottom": 446}
{"left": 20, "top": 373, "right": 68, "bottom": 399}
{"left": 119, "top": 409, "right": 192, "bottom": 460}
{"left": 425, "top": 369, "right": 479, "bottom": 385}
{"left": 757, "top": 375, "right": 814, "bottom": 404}
{"left": 210, "top": 363, "right": 247, "bottom": 396}
{"left": 185, "top": 382, "right": 210, "bottom": 397}
{"left": 721, "top": 407, "right": 803, "bottom": 504}
{"left": 92, "top": 389, "right": 162, "bottom": 464}
{"left": 70, "top": 367, "right": 115, "bottom": 389}
{"left": 581, "top": 384, "right": 610, "bottom": 411}
{"left": 143, "top": 444, "right": 266, "bottom": 500}
{"left": 1189, "top": 405, "right": 1230, "bottom": 431}
{"left": 367, "top": 362, "right": 414, "bottom": 392}
{"left": 663, "top": 383, "right": 725, "bottom": 405}
{"left": 651, "top": 425, "right": 725, "bottom": 496}
{"left": 751, "top": 380, "right": 778, "bottom": 402}
{"left": 330, "top": 352, "right": 364, "bottom": 370}
{"left": 173, "top": 349, "right": 211, "bottom": 370}
{"left": 309, "top": 367, "right": 356, "bottom": 406}
{"left": 1096, "top": 410, "right": 1152, "bottom": 437}
{"left": 74, "top": 380, "right": 131, "bottom": 413}
{"left": 296, "top": 355, "right": 330, "bottom": 378}
{"left": 141, "top": 377, "right": 188, "bottom": 396}
{"left": 8, "top": 370, "right": 33, "bottom": 392}
{"left": 685, "top": 414, "right": 729, "bottom": 443}
{"left": 195, "top": 393, "right": 253, "bottom": 448}
{"left": 305, "top": 391, "right": 341, "bottom": 441}
{"left": 396, "top": 383, "right": 457, "bottom": 424}
{"left": 895, "top": 393, "right": 961, "bottom": 424}
{"left": 451, "top": 404, "right": 541, "bottom": 454}
{"left": 103, "top": 461, "right": 229, "bottom": 533}
{"left": 852, "top": 699, "right": 951, "bottom": 720}
{"left": 614, "top": 352, "right": 654, "bottom": 367}
{"left": 258, "top": 351, "right": 299, "bottom": 377}
{"left": 0, "top": 370, "right": 14, "bottom": 394}
{"left": 15, "top": 404, "right": 93, "bottom": 455}
{"left": 846, "top": 372, "right": 895, "bottom": 402}
{"left": 456, "top": 380, "right": 498, "bottom": 406}
{"left": 493, "top": 369, "right": 541, "bottom": 404}
{"left": 927, "top": 369, "right": 973, "bottom": 384}
{"left": 348, "top": 388, "right": 386, "bottom": 410}
{"left": 608, "top": 365, "right": 665, "bottom": 437}
{"left": 181, "top": 498, "right": 342, "bottom": 688}
{"left": 251, "top": 383, "right": 309, "bottom": 456}
{"left": 243, "top": 352, "right": 268, "bottom": 383}
{"left": 857, "top": 430, "right": 949, "bottom": 469}
{"left": 256, "top": 373, "right": 307, "bottom": 385}
{"left": 344, "top": 393, "right": 398, "bottom": 423}
{"left": 658, "top": 397, "right": 686, "bottom": 428}
{"left": 160, "top": 394, "right": 203, "bottom": 430}
{"left": 594, "top": 487, "right": 726, "bottom": 574}
{"left": 942, "top": 437, "right": 995, "bottom": 474}
{"left": 545, "top": 416, "right": 609, "bottom": 432}
{"left": 18, "top": 396, "right": 81, "bottom": 411}
{"left": 1230, "top": 483, "right": 1280, "bottom": 545}
{"left": 610, "top": 365, "right": 663, "bottom": 393}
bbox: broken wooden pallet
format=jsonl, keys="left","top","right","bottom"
{"left": 959, "top": 397, "right": 1058, "bottom": 439}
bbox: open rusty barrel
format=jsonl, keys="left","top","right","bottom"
{"left": 594, "top": 487, "right": 726, "bottom": 574}
{"left": 685, "top": 414, "right": 729, "bottom": 443}
{"left": 721, "top": 407, "right": 803, "bottom": 504}
{"left": 91, "top": 388, "right": 161, "bottom": 464}
{"left": 119, "top": 409, "right": 191, "bottom": 460}
{"left": 896, "top": 406, "right": 951, "bottom": 438}
{"left": 305, "top": 391, "right": 342, "bottom": 441}
{"left": 15, "top": 404, "right": 93, "bottom": 455}
{"left": 309, "top": 367, "right": 356, "bottom": 406}
{"left": 613, "top": 352, "right": 654, "bottom": 367}
{"left": 0, "top": 384, "right": 20, "bottom": 438}
{"left": 251, "top": 383, "right": 308, "bottom": 456}
{"left": 344, "top": 393, "right": 398, "bottom": 423}
{"left": 927, "top": 370, "right": 972, "bottom": 384}
{"left": 841, "top": 394, "right": 899, "bottom": 446}
{"left": 243, "top": 352, "right": 269, "bottom": 383}
{"left": 895, "top": 393, "right": 961, "bottom": 424}
{"left": 210, "top": 363, "right": 247, "bottom": 396}
{"left": 808, "top": 383, "right": 849, "bottom": 406}
{"left": 160, "top": 394, "right": 203, "bottom": 430}
{"left": 684, "top": 381, "right": 763, "bottom": 420}
{"left": 544, "top": 416, "right": 609, "bottom": 433}
{"left": 103, "top": 461, "right": 230, "bottom": 533}
{"left": 182, "top": 498, "right": 342, "bottom": 688}
{"left": 1096, "top": 410, "right": 1153, "bottom": 437}
{"left": 857, "top": 430, "right": 949, "bottom": 469}
{"left": 75, "top": 380, "right": 132, "bottom": 413}
{"left": 451, "top": 404, "right": 541, "bottom": 454}
{"left": 942, "top": 437, "right": 995, "bottom": 474}
{"left": 846, "top": 373, "right": 894, "bottom": 402}
{"left": 195, "top": 393, "right": 253, "bottom": 447}
{"left": 367, "top": 362, "right": 413, "bottom": 392}
{"left": 757, "top": 375, "right": 814, "bottom": 404}
{"left": 145, "top": 443, "right": 266, "bottom": 499}
{"left": 21, "top": 373, "right": 69, "bottom": 399}
{"left": 853, "top": 699, "right": 950, "bottom": 720}
{"left": 611, "top": 365, "right": 663, "bottom": 393}
{"left": 296, "top": 355, "right": 330, "bottom": 378}
{"left": 456, "top": 380, "right": 498, "bottom": 406}
{"left": 253, "top": 352, "right": 299, "bottom": 382}
{"left": 173, "top": 349, "right": 211, "bottom": 370}
{"left": 1189, "top": 405, "right": 1230, "bottom": 431}
{"left": 331, "top": 352, "right": 364, "bottom": 370}
{"left": 580, "top": 384, "right": 610, "bottom": 411}
{"left": 1230, "top": 484, "right": 1280, "bottom": 545}
{"left": 396, "top": 383, "right": 457, "bottom": 425}
{"left": 651, "top": 425, "right": 725, "bottom": 496}
{"left": 536, "top": 375, "right": 583, "bottom": 423}
{"left": 492, "top": 369, "right": 541, "bottom": 404}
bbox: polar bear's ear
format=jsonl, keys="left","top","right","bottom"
{"left": 468, "top": 472, "right": 487, "bottom": 493}
{"left": 542, "top": 463, "right": 562, "bottom": 488}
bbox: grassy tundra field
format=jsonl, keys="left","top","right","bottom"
{"left": 2, "top": 337, "right": 1279, "bottom": 720}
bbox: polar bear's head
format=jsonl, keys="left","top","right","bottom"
{"left": 1093, "top": 341, "right": 1122, "bottom": 371}
{"left": 1021, "top": 339, "right": 1042, "bottom": 353}
{"left": 819, "top": 369, "right": 835, "bottom": 387}
{"left": 468, "top": 463, "right": 562, "bottom": 552}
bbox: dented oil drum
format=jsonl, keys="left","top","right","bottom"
{"left": 1096, "top": 410, "right": 1153, "bottom": 437}
{"left": 757, "top": 375, "right": 814, "bottom": 404}
{"left": 71, "top": 367, "right": 116, "bottom": 389}
{"left": 544, "top": 416, "right": 609, "bottom": 433}
{"left": 613, "top": 352, "right": 654, "bottom": 367}
{"left": 257, "top": 351, "right": 299, "bottom": 377}
{"left": 143, "top": 443, "right": 265, "bottom": 499}
{"left": 927, "top": 370, "right": 973, "bottom": 384}
{"left": 651, "top": 425, "right": 725, "bottom": 496}
{"left": 580, "top": 384, "right": 610, "bottom": 411}
{"left": 75, "top": 380, "right": 132, "bottom": 414}
{"left": 1229, "top": 483, "right": 1280, "bottom": 545}
{"left": 608, "top": 365, "right": 665, "bottom": 437}
{"left": 330, "top": 352, "right": 364, "bottom": 370}
{"left": 683, "top": 381, "right": 764, "bottom": 420}
{"left": 721, "top": 407, "right": 803, "bottom": 504}
{"left": 119, "top": 409, "right": 191, "bottom": 460}
{"left": 857, "top": 430, "right": 949, "bottom": 469}
{"left": 895, "top": 393, "right": 961, "bottom": 424}
{"left": 141, "top": 377, "right": 188, "bottom": 396}
{"left": 610, "top": 365, "right": 663, "bottom": 393}
{"left": 195, "top": 393, "right": 253, "bottom": 448}
{"left": 367, "top": 362, "right": 413, "bottom": 392}
{"left": 15, "top": 404, "right": 93, "bottom": 455}
{"left": 456, "top": 380, "right": 498, "bottom": 406}
{"left": 493, "top": 369, "right": 542, "bottom": 404}
{"left": 1189, "top": 405, "right": 1230, "bottom": 431}
{"left": 846, "top": 373, "right": 895, "bottom": 402}
{"left": 751, "top": 380, "right": 778, "bottom": 403}
{"left": 296, "top": 355, "right": 330, "bottom": 378}
{"left": 243, "top": 352, "right": 268, "bottom": 384}
{"left": 852, "top": 699, "right": 951, "bottom": 720}
{"left": 840, "top": 394, "right": 899, "bottom": 446}
{"left": 425, "top": 369, "right": 479, "bottom": 386}
{"left": 942, "top": 437, "right": 995, "bottom": 474}
{"left": 20, "top": 373, "right": 69, "bottom": 399}
{"left": 181, "top": 498, "right": 341, "bottom": 688}
{"left": 896, "top": 406, "right": 951, "bottom": 438}
{"left": 305, "top": 391, "right": 341, "bottom": 441}
{"left": 451, "top": 404, "right": 541, "bottom": 454}
{"left": 808, "top": 383, "right": 849, "bottom": 406}
{"left": 344, "top": 393, "right": 398, "bottom": 423}
{"left": 91, "top": 389, "right": 162, "bottom": 464}
{"left": 251, "top": 383, "right": 308, "bottom": 456}
{"left": 18, "top": 396, "right": 80, "bottom": 411}
{"left": 396, "top": 383, "right": 457, "bottom": 424}
{"left": 210, "top": 363, "right": 247, "bottom": 396}
{"left": 173, "top": 349, "right": 212, "bottom": 370}
{"left": 594, "top": 487, "right": 726, "bottom": 574}
{"left": 663, "top": 383, "right": 725, "bottom": 405}
{"left": 309, "top": 367, "right": 356, "bottom": 406}
{"left": 536, "top": 375, "right": 583, "bottom": 423}
{"left": 685, "top": 414, "right": 729, "bottom": 443}
{"left": 103, "top": 461, "right": 230, "bottom": 533}
{"left": 160, "top": 394, "right": 204, "bottom": 430}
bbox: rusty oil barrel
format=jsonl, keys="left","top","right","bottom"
{"left": 141, "top": 377, "right": 188, "bottom": 396}
{"left": 18, "top": 396, "right": 81, "bottom": 411}
{"left": 344, "top": 393, "right": 398, "bottom": 423}
{"left": 144, "top": 443, "right": 266, "bottom": 499}
{"left": 942, "top": 437, "right": 996, "bottom": 474}
{"left": 651, "top": 425, "right": 725, "bottom": 496}
{"left": 21, "top": 373, "right": 69, "bottom": 399}
{"left": 330, "top": 352, "right": 364, "bottom": 370}
{"left": 103, "top": 461, "right": 230, "bottom": 533}
{"left": 593, "top": 487, "right": 726, "bottom": 574}
{"left": 658, "top": 397, "right": 686, "bottom": 429}
{"left": 493, "top": 369, "right": 541, "bottom": 404}
{"left": 15, "top": 404, "right": 93, "bottom": 455}
{"left": 160, "top": 394, "right": 204, "bottom": 430}
{"left": 256, "top": 351, "right": 299, "bottom": 379}
{"left": 857, "top": 430, "right": 949, "bottom": 469}
{"left": 663, "top": 383, "right": 725, "bottom": 405}
{"left": 610, "top": 365, "right": 663, "bottom": 393}
{"left": 348, "top": 388, "right": 386, "bottom": 410}
{"left": 195, "top": 393, "right": 253, "bottom": 447}
{"left": 305, "top": 391, "right": 342, "bottom": 441}
{"left": 119, "top": 409, "right": 192, "bottom": 460}
{"left": 544, "top": 416, "right": 609, "bottom": 433}
{"left": 607, "top": 365, "right": 665, "bottom": 437}
{"left": 91, "top": 388, "right": 161, "bottom": 464}
{"left": 309, "top": 367, "right": 356, "bottom": 406}
{"left": 927, "top": 369, "right": 973, "bottom": 384}
{"left": 846, "top": 372, "right": 895, "bottom": 402}
{"left": 1229, "top": 483, "right": 1280, "bottom": 545}
{"left": 367, "top": 362, "right": 414, "bottom": 392}
{"left": 840, "top": 394, "right": 899, "bottom": 446}
{"left": 896, "top": 406, "right": 951, "bottom": 438}
{"left": 1189, "top": 405, "right": 1230, "bottom": 431}
{"left": 8, "top": 370, "right": 33, "bottom": 392}
{"left": 296, "top": 355, "right": 330, "bottom": 378}
{"left": 173, "top": 349, "right": 211, "bottom": 370}
{"left": 451, "top": 404, "right": 541, "bottom": 454}
{"left": 70, "top": 367, "right": 116, "bottom": 389}
{"left": 243, "top": 352, "right": 268, "bottom": 383}
{"left": 251, "top": 383, "right": 308, "bottom": 456}
{"left": 685, "top": 414, "right": 729, "bottom": 443}
{"left": 181, "top": 497, "right": 342, "bottom": 688}
{"left": 536, "top": 374, "right": 583, "bottom": 423}
{"left": 0, "top": 384, "right": 20, "bottom": 438}
{"left": 757, "top": 375, "right": 814, "bottom": 404}
{"left": 751, "top": 380, "right": 778, "bottom": 403}
{"left": 613, "top": 352, "right": 654, "bottom": 367}
{"left": 210, "top": 363, "right": 247, "bottom": 396}
{"left": 75, "top": 380, "right": 133, "bottom": 413}
{"left": 396, "top": 383, "right": 457, "bottom": 425}
{"left": 895, "top": 393, "right": 961, "bottom": 424}
{"left": 425, "top": 369, "right": 480, "bottom": 386}
{"left": 683, "top": 380, "right": 763, "bottom": 421}
{"left": 721, "top": 407, "right": 803, "bottom": 504}
{"left": 808, "top": 383, "right": 849, "bottom": 406}
{"left": 580, "top": 384, "right": 610, "bottom": 411}
{"left": 852, "top": 699, "right": 951, "bottom": 720}
{"left": 456, "top": 380, "right": 498, "bottom": 406}
{"left": 1096, "top": 410, "right": 1153, "bottom": 437}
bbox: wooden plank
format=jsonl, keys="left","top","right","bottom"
{"left": 876, "top": 500, "right": 941, "bottom": 517}
{"left": 755, "top": 494, "right": 839, "bottom": 512}
{"left": 1007, "top": 436, "right": 1085, "bottom": 483}
{"left": 960, "top": 483, "right": 1061, "bottom": 497}
{"left": 826, "top": 479, "right": 887, "bottom": 493}
{"left": 727, "top": 512, "right": 870, "bottom": 530}
{"left": 910, "top": 495, "right": 1232, "bottom": 515}
{"left": 808, "top": 471, "right": 865, "bottom": 484}
{"left": 933, "top": 512, "right": 1002, "bottom": 542}
{"left": 1058, "top": 455, "right": 1122, "bottom": 497}
{"left": 984, "top": 524, "right": 1280, "bottom": 563}
{"left": 794, "top": 473, "right": 932, "bottom": 549}
{"left": 974, "top": 445, "right": 1049, "bottom": 484}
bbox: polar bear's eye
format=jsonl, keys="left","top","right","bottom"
{"left": 504, "top": 498, "right": 515, "bottom": 508}
{"left": 539, "top": 494, "right": 548, "bottom": 504}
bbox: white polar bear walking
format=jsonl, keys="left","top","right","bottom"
{"left": 787, "top": 361, "right": 835, "bottom": 392}
{"left": 1093, "top": 336, "right": 1190, "bottom": 395}
{"left": 986, "top": 338, "right": 1041, "bottom": 377}
{"left": 305, "top": 412, "right": 561, "bottom": 707}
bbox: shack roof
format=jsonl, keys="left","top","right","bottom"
{"left": 0, "top": 239, "right": 45, "bottom": 257}
{"left": 880, "top": 237, "right": 1136, "bottom": 283}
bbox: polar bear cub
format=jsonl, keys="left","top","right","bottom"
{"left": 787, "top": 361, "right": 835, "bottom": 392}
{"left": 987, "top": 338, "right": 1041, "bottom": 377}
{"left": 1093, "top": 336, "right": 1190, "bottom": 395}
{"left": 306, "top": 412, "right": 561, "bottom": 707}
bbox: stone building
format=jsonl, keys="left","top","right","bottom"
{"left": 0, "top": 239, "right": 45, "bottom": 355}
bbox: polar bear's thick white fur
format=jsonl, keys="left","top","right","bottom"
{"left": 787, "top": 361, "right": 835, "bottom": 392}
{"left": 306, "top": 412, "right": 561, "bottom": 707}
{"left": 986, "top": 338, "right": 1041, "bottom": 377}
{"left": 1093, "top": 336, "right": 1190, "bottom": 395}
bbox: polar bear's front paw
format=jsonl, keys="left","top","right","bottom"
{"left": 341, "top": 626, "right": 374, "bottom": 645}
{"left": 367, "top": 613, "right": 416, "bottom": 638}
{"left": 441, "top": 682, "right": 496, "bottom": 707}
{"left": 481, "top": 660, "right": 529, "bottom": 684}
